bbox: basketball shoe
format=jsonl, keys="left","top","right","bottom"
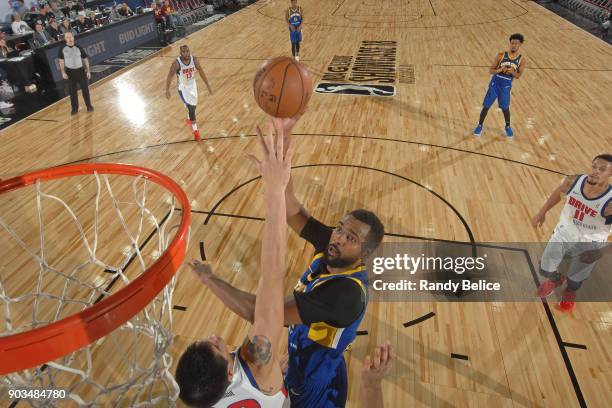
{"left": 537, "top": 275, "right": 566, "bottom": 298}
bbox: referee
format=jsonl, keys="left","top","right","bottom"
{"left": 58, "top": 32, "right": 93, "bottom": 115}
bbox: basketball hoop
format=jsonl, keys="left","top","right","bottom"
{"left": 0, "top": 163, "right": 190, "bottom": 406}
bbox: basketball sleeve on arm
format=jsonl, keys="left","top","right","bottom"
{"left": 293, "top": 279, "right": 364, "bottom": 328}
{"left": 299, "top": 216, "right": 333, "bottom": 253}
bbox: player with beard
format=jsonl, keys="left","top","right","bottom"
{"left": 532, "top": 154, "right": 612, "bottom": 312}
{"left": 197, "top": 113, "right": 384, "bottom": 407}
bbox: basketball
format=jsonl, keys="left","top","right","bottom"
{"left": 253, "top": 57, "right": 312, "bottom": 118}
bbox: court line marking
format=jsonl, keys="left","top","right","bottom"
{"left": 52, "top": 133, "right": 567, "bottom": 179}
{"left": 403, "top": 312, "right": 436, "bottom": 327}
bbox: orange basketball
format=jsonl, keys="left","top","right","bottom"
{"left": 253, "top": 57, "right": 312, "bottom": 118}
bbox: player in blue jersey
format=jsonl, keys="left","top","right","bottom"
{"left": 286, "top": 0, "right": 304, "bottom": 61}
{"left": 473, "top": 33, "right": 527, "bottom": 139}
{"left": 195, "top": 111, "right": 385, "bottom": 407}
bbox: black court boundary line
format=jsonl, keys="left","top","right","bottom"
{"left": 403, "top": 312, "right": 436, "bottom": 327}
{"left": 433, "top": 63, "right": 612, "bottom": 72}
{"left": 451, "top": 353, "right": 469, "bottom": 360}
{"left": 24, "top": 118, "right": 60, "bottom": 123}
{"left": 173, "top": 305, "right": 187, "bottom": 311}
{"left": 156, "top": 55, "right": 315, "bottom": 62}
{"left": 522, "top": 247, "right": 587, "bottom": 407}
{"left": 563, "top": 342, "right": 587, "bottom": 350}
{"left": 199, "top": 241, "right": 207, "bottom": 261}
{"left": 256, "top": 0, "right": 528, "bottom": 29}
{"left": 356, "top": 330, "right": 368, "bottom": 336}
{"left": 428, "top": 0, "right": 437, "bottom": 16}
{"left": 200, "top": 163, "right": 477, "bottom": 256}
{"left": 41, "top": 133, "right": 566, "bottom": 178}
{"left": 331, "top": 0, "right": 347, "bottom": 16}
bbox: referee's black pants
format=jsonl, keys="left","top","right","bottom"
{"left": 66, "top": 67, "right": 92, "bottom": 112}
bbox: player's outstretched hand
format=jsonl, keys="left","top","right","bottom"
{"left": 187, "top": 259, "right": 214, "bottom": 283}
{"left": 362, "top": 341, "right": 393, "bottom": 383}
{"left": 531, "top": 212, "right": 546, "bottom": 228}
{"left": 273, "top": 107, "right": 308, "bottom": 146}
{"left": 247, "top": 122, "right": 295, "bottom": 190}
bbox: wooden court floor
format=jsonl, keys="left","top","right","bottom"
{"left": 1, "top": 0, "right": 611, "bottom": 406}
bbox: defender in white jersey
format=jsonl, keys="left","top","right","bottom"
{"left": 532, "top": 154, "right": 612, "bottom": 312}
{"left": 165, "top": 45, "right": 213, "bottom": 142}
{"left": 176, "top": 119, "right": 294, "bottom": 407}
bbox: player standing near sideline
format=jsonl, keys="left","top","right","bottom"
{"left": 286, "top": 0, "right": 304, "bottom": 61}
{"left": 165, "top": 45, "right": 213, "bottom": 142}
{"left": 532, "top": 154, "right": 612, "bottom": 312}
{"left": 473, "top": 33, "right": 526, "bottom": 139}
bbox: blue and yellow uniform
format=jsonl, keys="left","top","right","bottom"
{"left": 482, "top": 51, "right": 523, "bottom": 110}
{"left": 287, "top": 6, "right": 303, "bottom": 44}
{"left": 285, "top": 253, "right": 368, "bottom": 408}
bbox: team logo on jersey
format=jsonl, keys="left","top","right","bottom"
{"left": 317, "top": 40, "right": 397, "bottom": 98}
{"left": 568, "top": 196, "right": 597, "bottom": 222}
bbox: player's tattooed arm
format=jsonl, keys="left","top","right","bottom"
{"left": 240, "top": 335, "right": 272, "bottom": 367}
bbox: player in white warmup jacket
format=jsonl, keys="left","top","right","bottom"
{"left": 532, "top": 154, "right": 612, "bottom": 312}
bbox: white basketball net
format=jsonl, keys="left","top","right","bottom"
{"left": 0, "top": 172, "right": 187, "bottom": 407}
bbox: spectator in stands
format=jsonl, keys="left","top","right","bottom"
{"left": 118, "top": 3, "right": 134, "bottom": 18}
{"left": 38, "top": 3, "right": 54, "bottom": 25}
{"left": 0, "top": 33, "right": 14, "bottom": 109}
{"left": 46, "top": 17, "right": 62, "bottom": 41}
{"left": 87, "top": 11, "right": 101, "bottom": 27}
{"left": 74, "top": 12, "right": 93, "bottom": 33}
{"left": 32, "top": 22, "right": 52, "bottom": 47}
{"left": 13, "top": 0, "right": 28, "bottom": 17}
{"left": 161, "top": 0, "right": 181, "bottom": 29}
{"left": 11, "top": 13, "right": 33, "bottom": 34}
{"left": 49, "top": 1, "right": 65, "bottom": 20}
{"left": 60, "top": 18, "right": 76, "bottom": 36}
{"left": 151, "top": 2, "right": 168, "bottom": 44}
{"left": 152, "top": 2, "right": 167, "bottom": 28}
{"left": 109, "top": 5, "right": 121, "bottom": 21}
{"left": 0, "top": 34, "right": 15, "bottom": 58}
{"left": 62, "top": 0, "right": 78, "bottom": 18}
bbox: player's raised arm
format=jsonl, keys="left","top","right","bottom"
{"left": 240, "top": 120, "right": 294, "bottom": 392}
{"left": 165, "top": 60, "right": 178, "bottom": 99}
{"left": 532, "top": 175, "right": 578, "bottom": 228}
{"left": 271, "top": 111, "right": 311, "bottom": 234}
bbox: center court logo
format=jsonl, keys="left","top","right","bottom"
{"left": 316, "top": 40, "right": 397, "bottom": 97}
